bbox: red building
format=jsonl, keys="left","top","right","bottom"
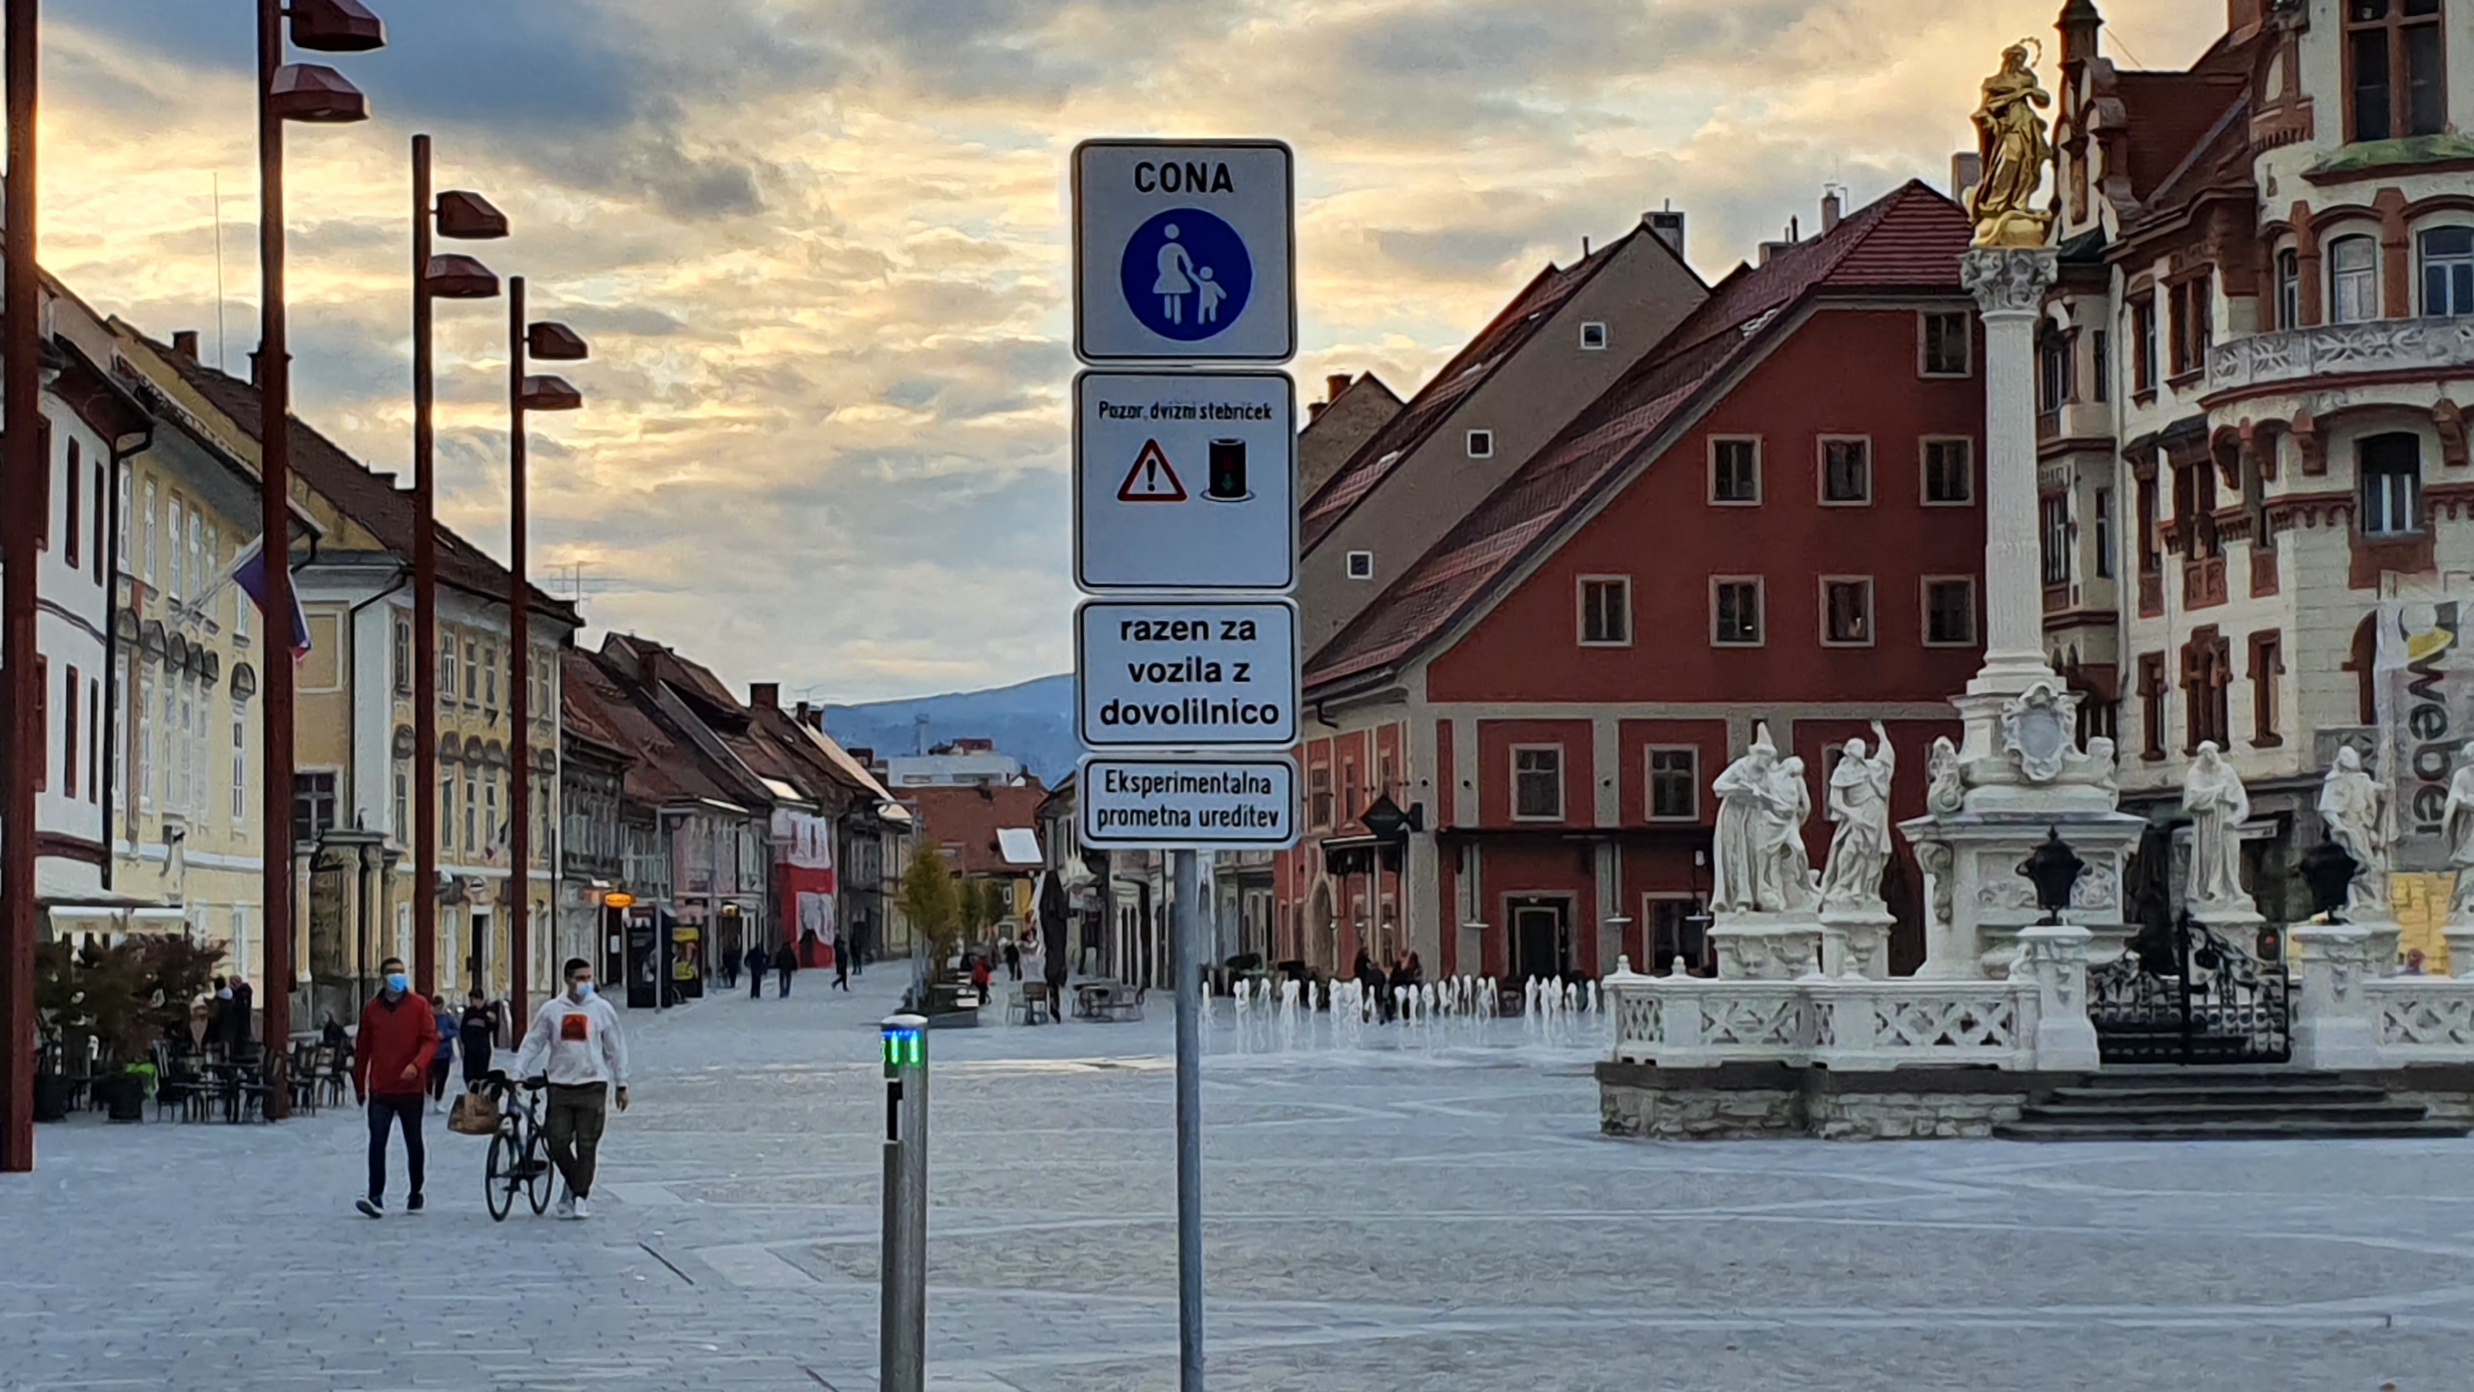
{"left": 1277, "top": 182, "right": 1990, "bottom": 982}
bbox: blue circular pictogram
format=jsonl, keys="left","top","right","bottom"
{"left": 1120, "top": 208, "right": 1252, "bottom": 342}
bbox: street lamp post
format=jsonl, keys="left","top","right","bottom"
{"left": 1, "top": 0, "right": 41, "bottom": 1174}
{"left": 504, "top": 274, "right": 584, "bottom": 1029}
{"left": 259, "top": 0, "right": 383, "bottom": 1119}
{"left": 409, "top": 133, "right": 505, "bottom": 1000}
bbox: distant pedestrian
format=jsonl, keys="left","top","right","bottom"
{"left": 970, "top": 954, "right": 994, "bottom": 1000}
{"left": 224, "top": 975, "right": 255, "bottom": 1054}
{"left": 719, "top": 949, "right": 739, "bottom": 990}
{"left": 458, "top": 992, "right": 501, "bottom": 1090}
{"left": 427, "top": 995, "right": 458, "bottom": 1113}
{"left": 776, "top": 942, "right": 799, "bottom": 998}
{"left": 832, "top": 932, "right": 851, "bottom": 992}
{"left": 800, "top": 928, "right": 821, "bottom": 969}
{"left": 512, "top": 958, "right": 629, "bottom": 1221}
{"left": 1002, "top": 940, "right": 1021, "bottom": 982}
{"left": 744, "top": 945, "right": 770, "bottom": 1000}
{"left": 353, "top": 957, "right": 437, "bottom": 1218}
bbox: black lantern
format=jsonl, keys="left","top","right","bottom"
{"left": 2016, "top": 827, "right": 2085, "bottom": 925}
{"left": 2299, "top": 840, "right": 2357, "bottom": 923}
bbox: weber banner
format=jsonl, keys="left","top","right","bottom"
{"left": 2375, "top": 594, "right": 2474, "bottom": 871}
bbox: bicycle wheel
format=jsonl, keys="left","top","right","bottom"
{"left": 521, "top": 1116, "right": 554, "bottom": 1214}
{"left": 484, "top": 1130, "right": 517, "bottom": 1222}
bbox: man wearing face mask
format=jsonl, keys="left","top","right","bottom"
{"left": 512, "top": 958, "right": 630, "bottom": 1220}
{"left": 352, "top": 957, "right": 439, "bottom": 1219}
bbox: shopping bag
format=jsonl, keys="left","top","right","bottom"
{"left": 448, "top": 1088, "right": 500, "bottom": 1136}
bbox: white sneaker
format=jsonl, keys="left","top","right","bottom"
{"left": 553, "top": 1188, "right": 575, "bottom": 1220}
{"left": 568, "top": 1196, "right": 592, "bottom": 1221}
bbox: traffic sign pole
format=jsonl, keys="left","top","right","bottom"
{"left": 1172, "top": 849, "right": 1206, "bottom": 1391}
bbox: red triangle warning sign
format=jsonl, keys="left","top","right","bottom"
{"left": 1117, "top": 439, "right": 1188, "bottom": 502}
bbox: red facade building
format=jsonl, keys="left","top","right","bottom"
{"left": 1277, "top": 182, "right": 1991, "bottom": 981}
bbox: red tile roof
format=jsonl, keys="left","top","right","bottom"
{"left": 2110, "top": 70, "right": 2250, "bottom": 205}
{"left": 899, "top": 782, "right": 1049, "bottom": 878}
{"left": 1305, "top": 181, "right": 1971, "bottom": 692}
{"left": 1299, "top": 227, "right": 1667, "bottom": 551}
{"left": 563, "top": 646, "right": 759, "bottom": 809}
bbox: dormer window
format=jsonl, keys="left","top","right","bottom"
{"left": 1579, "top": 321, "right": 1608, "bottom": 351}
{"left": 1345, "top": 551, "right": 1375, "bottom": 581}
{"left": 1466, "top": 429, "right": 1494, "bottom": 459}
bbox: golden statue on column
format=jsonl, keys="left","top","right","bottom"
{"left": 1968, "top": 41, "right": 2054, "bottom": 248}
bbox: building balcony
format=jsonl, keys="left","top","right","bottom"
{"left": 2208, "top": 317, "right": 2474, "bottom": 395}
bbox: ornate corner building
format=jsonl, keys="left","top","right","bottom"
{"left": 2038, "top": 0, "right": 2472, "bottom": 917}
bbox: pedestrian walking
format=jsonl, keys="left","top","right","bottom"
{"left": 719, "top": 949, "right": 739, "bottom": 990}
{"left": 458, "top": 992, "right": 501, "bottom": 1090}
{"left": 800, "top": 927, "right": 821, "bottom": 970}
{"left": 1002, "top": 939, "right": 1021, "bottom": 982}
{"left": 776, "top": 942, "right": 799, "bottom": 998}
{"left": 427, "top": 995, "right": 458, "bottom": 1113}
{"left": 832, "top": 931, "right": 851, "bottom": 992}
{"left": 511, "top": 958, "right": 630, "bottom": 1221}
{"left": 224, "top": 975, "right": 255, "bottom": 1054}
{"left": 744, "top": 944, "right": 770, "bottom": 1000}
{"left": 352, "top": 958, "right": 437, "bottom": 1218}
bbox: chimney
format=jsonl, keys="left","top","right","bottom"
{"left": 248, "top": 348, "right": 262, "bottom": 387}
{"left": 750, "top": 682, "right": 779, "bottom": 711}
{"left": 171, "top": 330, "right": 200, "bottom": 361}
{"left": 1308, "top": 400, "right": 1327, "bottom": 423}
{"left": 1950, "top": 152, "right": 1983, "bottom": 203}
{"left": 1645, "top": 207, "right": 1686, "bottom": 259}
{"left": 1821, "top": 188, "right": 1843, "bottom": 234}
{"left": 847, "top": 746, "right": 874, "bottom": 765}
{"left": 1325, "top": 373, "right": 1351, "bottom": 402}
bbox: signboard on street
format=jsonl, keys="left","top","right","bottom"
{"left": 1075, "top": 598, "right": 1298, "bottom": 748}
{"left": 1077, "top": 756, "right": 1298, "bottom": 849}
{"left": 1073, "top": 139, "right": 1296, "bottom": 364}
{"left": 1074, "top": 370, "right": 1296, "bottom": 592}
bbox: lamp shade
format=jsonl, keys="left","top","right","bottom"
{"left": 425, "top": 254, "right": 501, "bottom": 300}
{"left": 289, "top": 0, "right": 386, "bottom": 52}
{"left": 268, "top": 64, "right": 369, "bottom": 124}
{"left": 526, "top": 321, "right": 589, "bottom": 362}
{"left": 435, "top": 190, "right": 509, "bottom": 240}
{"left": 519, "top": 374, "right": 583, "bottom": 412}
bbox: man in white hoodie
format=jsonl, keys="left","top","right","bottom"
{"left": 513, "top": 957, "right": 630, "bottom": 1220}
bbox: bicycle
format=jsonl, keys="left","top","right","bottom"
{"left": 479, "top": 1070, "right": 555, "bottom": 1221}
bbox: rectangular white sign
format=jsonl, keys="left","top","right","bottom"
{"left": 1078, "top": 756, "right": 1298, "bottom": 849}
{"left": 1074, "top": 370, "right": 1296, "bottom": 593}
{"left": 1075, "top": 598, "right": 1298, "bottom": 748}
{"left": 1073, "top": 139, "right": 1296, "bottom": 364}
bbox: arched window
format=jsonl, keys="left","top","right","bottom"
{"left": 2330, "top": 236, "right": 2380, "bottom": 323}
{"left": 2423, "top": 226, "right": 2474, "bottom": 318}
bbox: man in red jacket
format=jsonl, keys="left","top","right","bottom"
{"left": 352, "top": 957, "right": 437, "bottom": 1218}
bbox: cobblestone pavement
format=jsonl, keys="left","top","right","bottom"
{"left": 7, "top": 978, "right": 2474, "bottom": 1390}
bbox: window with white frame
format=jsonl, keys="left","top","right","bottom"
{"left": 1578, "top": 576, "right": 1631, "bottom": 646}
{"left": 2094, "top": 487, "right": 2114, "bottom": 579}
{"left": 2359, "top": 432, "right": 2422, "bottom": 537}
{"left": 1511, "top": 746, "right": 1563, "bottom": 821}
{"left": 2422, "top": 226, "right": 2474, "bottom": 318}
{"left": 1920, "top": 311, "right": 1971, "bottom": 376}
{"left": 1820, "top": 437, "right": 1871, "bottom": 503}
{"left": 2041, "top": 495, "right": 2073, "bottom": 586}
{"left": 229, "top": 702, "right": 247, "bottom": 823}
{"left": 1821, "top": 577, "right": 1874, "bottom": 645}
{"left": 1924, "top": 577, "right": 1979, "bottom": 646}
{"left": 142, "top": 480, "right": 158, "bottom": 585}
{"left": 2275, "top": 248, "right": 2302, "bottom": 329}
{"left": 1712, "top": 577, "right": 1763, "bottom": 646}
{"left": 1646, "top": 747, "right": 1698, "bottom": 821}
{"left": 1579, "top": 321, "right": 1609, "bottom": 350}
{"left": 2330, "top": 235, "right": 2379, "bottom": 324}
{"left": 1710, "top": 437, "right": 1761, "bottom": 504}
{"left": 441, "top": 636, "right": 458, "bottom": 699}
{"left": 1922, "top": 438, "right": 1973, "bottom": 504}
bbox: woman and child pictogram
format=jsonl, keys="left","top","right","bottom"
{"left": 1151, "top": 224, "right": 1228, "bottom": 326}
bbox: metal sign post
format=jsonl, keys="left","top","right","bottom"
{"left": 879, "top": 1013, "right": 928, "bottom": 1392}
{"left": 1072, "top": 136, "right": 1300, "bottom": 1392}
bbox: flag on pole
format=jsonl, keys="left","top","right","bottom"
{"left": 230, "top": 535, "right": 312, "bottom": 660}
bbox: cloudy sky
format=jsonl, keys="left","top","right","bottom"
{"left": 39, "top": 0, "right": 2217, "bottom": 702}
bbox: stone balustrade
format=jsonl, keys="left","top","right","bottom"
{"left": 2367, "top": 978, "right": 2474, "bottom": 1066}
{"left": 2207, "top": 316, "right": 2474, "bottom": 394}
{"left": 1604, "top": 972, "right": 2047, "bottom": 1071}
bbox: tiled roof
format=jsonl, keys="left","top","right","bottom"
{"left": 2110, "top": 70, "right": 2250, "bottom": 204}
{"left": 562, "top": 647, "right": 758, "bottom": 810}
{"left": 1306, "top": 181, "right": 1970, "bottom": 691}
{"left": 1299, "top": 229, "right": 1649, "bottom": 551}
{"left": 898, "top": 782, "right": 1049, "bottom": 878}
{"left": 126, "top": 331, "right": 581, "bottom": 627}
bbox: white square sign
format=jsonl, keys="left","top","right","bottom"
{"left": 1073, "top": 139, "right": 1295, "bottom": 364}
{"left": 1075, "top": 598, "right": 1298, "bottom": 748}
{"left": 1074, "top": 371, "right": 1295, "bottom": 592}
{"left": 1078, "top": 756, "right": 1298, "bottom": 849}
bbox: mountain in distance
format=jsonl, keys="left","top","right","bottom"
{"left": 819, "top": 673, "right": 1079, "bottom": 784}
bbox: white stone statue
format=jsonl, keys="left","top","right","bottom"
{"left": 2444, "top": 742, "right": 2474, "bottom": 917}
{"left": 1711, "top": 724, "right": 1785, "bottom": 912}
{"left": 2180, "top": 741, "right": 2252, "bottom": 912}
{"left": 1767, "top": 757, "right": 1821, "bottom": 913}
{"left": 1818, "top": 722, "right": 1897, "bottom": 911}
{"left": 1925, "top": 735, "right": 1965, "bottom": 816}
{"left": 2319, "top": 746, "right": 2392, "bottom": 915}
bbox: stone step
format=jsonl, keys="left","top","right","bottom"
{"left": 2019, "top": 1100, "right": 2433, "bottom": 1125}
{"left": 2076, "top": 1066, "right": 2346, "bottom": 1085}
{"left": 2043, "top": 1085, "right": 2393, "bottom": 1107}
{"left": 1994, "top": 1118, "right": 2471, "bottom": 1142}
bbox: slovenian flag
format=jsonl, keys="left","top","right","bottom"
{"left": 230, "top": 535, "right": 312, "bottom": 660}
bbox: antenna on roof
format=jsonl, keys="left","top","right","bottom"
{"left": 1582, "top": 235, "right": 1591, "bottom": 257}
{"left": 212, "top": 172, "right": 228, "bottom": 373}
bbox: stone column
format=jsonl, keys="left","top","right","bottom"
{"left": 1959, "top": 247, "right": 2061, "bottom": 699}
{"left": 2289, "top": 922, "right": 2383, "bottom": 1069}
{"left": 2014, "top": 921, "right": 2100, "bottom": 1070}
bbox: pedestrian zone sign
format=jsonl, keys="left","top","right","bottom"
{"left": 1073, "top": 140, "right": 1295, "bottom": 364}
{"left": 1074, "top": 371, "right": 1296, "bottom": 592}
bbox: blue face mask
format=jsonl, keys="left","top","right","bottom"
{"left": 570, "top": 981, "right": 595, "bottom": 1001}
{"left": 385, "top": 973, "right": 409, "bottom": 995}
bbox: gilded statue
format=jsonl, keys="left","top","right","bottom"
{"left": 1968, "top": 41, "right": 2054, "bottom": 248}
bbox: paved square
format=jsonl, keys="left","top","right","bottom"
{"left": 6, "top": 980, "right": 2473, "bottom": 1390}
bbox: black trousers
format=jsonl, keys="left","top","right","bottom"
{"left": 366, "top": 1093, "right": 425, "bottom": 1201}
{"left": 427, "top": 1056, "right": 453, "bottom": 1101}
{"left": 750, "top": 972, "right": 764, "bottom": 999}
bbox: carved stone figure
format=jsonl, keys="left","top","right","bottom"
{"left": 1967, "top": 41, "right": 2053, "bottom": 248}
{"left": 1767, "top": 757, "right": 1821, "bottom": 914}
{"left": 1819, "top": 722, "right": 1897, "bottom": 911}
{"left": 2180, "top": 742, "right": 2253, "bottom": 912}
{"left": 1925, "top": 736, "right": 1965, "bottom": 816}
{"left": 2318, "top": 746, "right": 2392, "bottom": 915}
{"left": 2444, "top": 742, "right": 2474, "bottom": 916}
{"left": 1710, "top": 725, "right": 1782, "bottom": 913}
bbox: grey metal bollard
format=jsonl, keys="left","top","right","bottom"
{"left": 879, "top": 1013, "right": 929, "bottom": 1392}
